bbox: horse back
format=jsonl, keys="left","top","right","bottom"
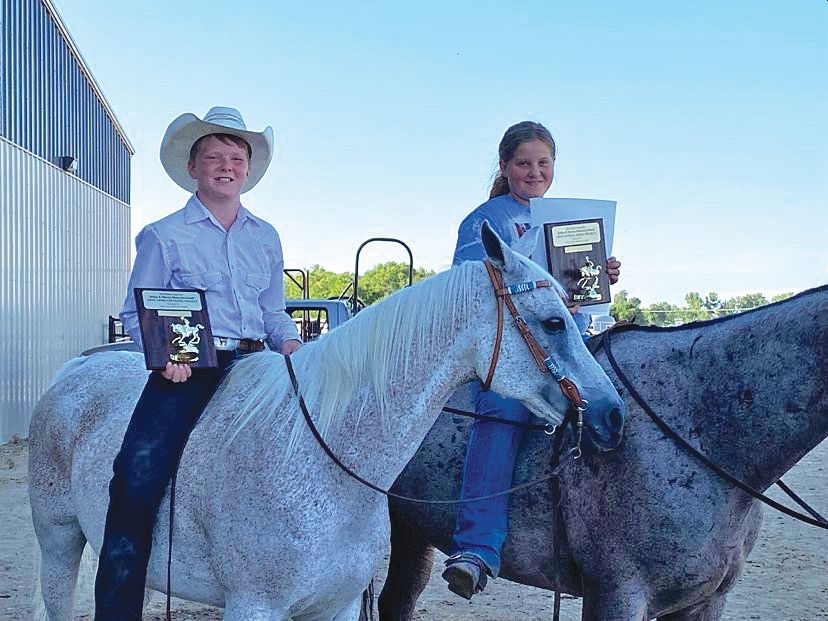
{"left": 30, "top": 351, "right": 146, "bottom": 447}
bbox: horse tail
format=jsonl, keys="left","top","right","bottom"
{"left": 31, "top": 552, "right": 46, "bottom": 621}
{"left": 32, "top": 593, "right": 47, "bottom": 621}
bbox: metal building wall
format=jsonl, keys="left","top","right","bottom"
{"left": 0, "top": 136, "right": 130, "bottom": 441}
{"left": 0, "top": 0, "right": 133, "bottom": 203}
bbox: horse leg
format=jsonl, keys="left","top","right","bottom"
{"left": 580, "top": 582, "right": 649, "bottom": 621}
{"left": 657, "top": 595, "right": 726, "bottom": 621}
{"left": 332, "top": 596, "right": 364, "bottom": 621}
{"left": 32, "top": 516, "right": 87, "bottom": 620}
{"left": 377, "top": 505, "right": 435, "bottom": 621}
{"left": 30, "top": 422, "right": 87, "bottom": 620}
{"left": 287, "top": 597, "right": 362, "bottom": 621}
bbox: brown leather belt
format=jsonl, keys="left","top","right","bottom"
{"left": 214, "top": 337, "right": 265, "bottom": 353}
{"left": 237, "top": 339, "right": 265, "bottom": 353}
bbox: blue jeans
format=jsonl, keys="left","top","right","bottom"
{"left": 94, "top": 350, "right": 237, "bottom": 620}
{"left": 450, "top": 316, "right": 593, "bottom": 576}
{"left": 449, "top": 382, "right": 532, "bottom": 577}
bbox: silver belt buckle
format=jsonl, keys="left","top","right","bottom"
{"left": 214, "top": 337, "right": 239, "bottom": 351}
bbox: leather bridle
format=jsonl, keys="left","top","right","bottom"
{"left": 482, "top": 260, "right": 588, "bottom": 412}
{"left": 281, "top": 259, "right": 595, "bottom": 505}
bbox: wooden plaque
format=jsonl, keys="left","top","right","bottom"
{"left": 134, "top": 288, "right": 218, "bottom": 370}
{"left": 543, "top": 218, "right": 611, "bottom": 306}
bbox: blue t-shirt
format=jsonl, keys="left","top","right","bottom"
{"left": 453, "top": 195, "right": 530, "bottom": 266}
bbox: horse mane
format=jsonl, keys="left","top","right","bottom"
{"left": 222, "top": 261, "right": 482, "bottom": 451}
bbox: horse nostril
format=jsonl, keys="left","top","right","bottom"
{"left": 609, "top": 408, "right": 624, "bottom": 432}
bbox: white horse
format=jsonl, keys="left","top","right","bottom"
{"left": 28, "top": 224, "right": 624, "bottom": 620}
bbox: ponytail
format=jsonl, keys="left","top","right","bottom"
{"left": 489, "top": 174, "right": 510, "bottom": 199}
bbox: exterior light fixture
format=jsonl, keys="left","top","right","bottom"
{"left": 59, "top": 156, "right": 78, "bottom": 174}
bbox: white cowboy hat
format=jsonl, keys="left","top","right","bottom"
{"left": 160, "top": 106, "right": 274, "bottom": 193}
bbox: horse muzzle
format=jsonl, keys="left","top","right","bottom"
{"left": 582, "top": 398, "right": 625, "bottom": 453}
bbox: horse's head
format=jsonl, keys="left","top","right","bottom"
{"left": 474, "top": 221, "right": 625, "bottom": 452}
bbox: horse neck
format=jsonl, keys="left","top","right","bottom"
{"left": 372, "top": 328, "right": 479, "bottom": 469}
{"left": 305, "top": 266, "right": 485, "bottom": 488}
{"left": 617, "top": 292, "right": 828, "bottom": 491}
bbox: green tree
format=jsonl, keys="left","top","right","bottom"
{"left": 720, "top": 293, "right": 769, "bottom": 315}
{"left": 643, "top": 301, "right": 680, "bottom": 327}
{"left": 771, "top": 291, "right": 795, "bottom": 303}
{"left": 610, "top": 290, "right": 642, "bottom": 323}
{"left": 284, "top": 264, "right": 353, "bottom": 300}
{"left": 283, "top": 262, "right": 435, "bottom": 306}
{"left": 703, "top": 292, "right": 722, "bottom": 313}
{"left": 733, "top": 293, "right": 768, "bottom": 309}
{"left": 676, "top": 292, "right": 712, "bottom": 324}
{"left": 358, "top": 262, "right": 435, "bottom": 305}
{"left": 310, "top": 266, "right": 355, "bottom": 300}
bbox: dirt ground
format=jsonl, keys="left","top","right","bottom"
{"left": 1, "top": 437, "right": 826, "bottom": 620}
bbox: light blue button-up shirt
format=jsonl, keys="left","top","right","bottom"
{"left": 120, "top": 195, "right": 300, "bottom": 349}
{"left": 453, "top": 194, "right": 591, "bottom": 334}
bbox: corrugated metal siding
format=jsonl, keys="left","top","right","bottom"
{"left": 0, "top": 0, "right": 131, "bottom": 203}
{"left": 0, "top": 137, "right": 130, "bottom": 441}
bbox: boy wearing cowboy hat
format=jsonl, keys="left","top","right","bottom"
{"left": 95, "top": 107, "right": 301, "bottom": 619}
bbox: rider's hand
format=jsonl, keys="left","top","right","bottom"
{"left": 567, "top": 304, "right": 581, "bottom": 317}
{"left": 280, "top": 339, "right": 302, "bottom": 355}
{"left": 606, "top": 256, "right": 621, "bottom": 285}
{"left": 162, "top": 362, "right": 192, "bottom": 383}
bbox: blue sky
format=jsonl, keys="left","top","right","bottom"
{"left": 52, "top": 0, "right": 826, "bottom": 305}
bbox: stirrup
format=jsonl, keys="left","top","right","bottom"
{"left": 441, "top": 553, "right": 490, "bottom": 600}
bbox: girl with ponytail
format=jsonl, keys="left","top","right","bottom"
{"left": 443, "top": 121, "right": 621, "bottom": 600}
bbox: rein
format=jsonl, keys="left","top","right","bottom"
{"left": 442, "top": 404, "right": 557, "bottom": 433}
{"left": 602, "top": 328, "right": 828, "bottom": 530}
{"left": 282, "top": 260, "right": 590, "bottom": 505}
{"left": 284, "top": 354, "right": 579, "bottom": 504}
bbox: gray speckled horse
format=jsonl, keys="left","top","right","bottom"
{"left": 28, "top": 224, "right": 624, "bottom": 621}
{"left": 380, "top": 284, "right": 828, "bottom": 621}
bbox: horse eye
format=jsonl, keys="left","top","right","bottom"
{"left": 541, "top": 318, "right": 565, "bottom": 333}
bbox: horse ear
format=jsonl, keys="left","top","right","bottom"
{"left": 481, "top": 220, "right": 508, "bottom": 269}
{"left": 511, "top": 226, "right": 540, "bottom": 259}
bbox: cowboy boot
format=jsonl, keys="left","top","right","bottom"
{"left": 441, "top": 553, "right": 491, "bottom": 600}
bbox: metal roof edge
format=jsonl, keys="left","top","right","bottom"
{"left": 40, "top": 0, "right": 136, "bottom": 155}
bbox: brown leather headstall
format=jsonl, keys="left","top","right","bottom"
{"left": 482, "top": 260, "right": 587, "bottom": 411}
